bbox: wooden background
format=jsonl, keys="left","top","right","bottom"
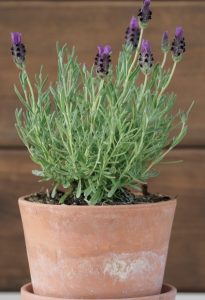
{"left": 0, "top": 0, "right": 205, "bottom": 292}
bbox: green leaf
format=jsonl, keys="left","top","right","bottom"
{"left": 76, "top": 179, "right": 82, "bottom": 198}
{"left": 32, "top": 170, "right": 44, "bottom": 177}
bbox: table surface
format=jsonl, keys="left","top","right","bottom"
{"left": 1, "top": 294, "right": 205, "bottom": 300}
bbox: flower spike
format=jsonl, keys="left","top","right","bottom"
{"left": 125, "top": 17, "right": 141, "bottom": 50}
{"left": 11, "top": 32, "right": 22, "bottom": 45}
{"left": 138, "top": 0, "right": 152, "bottom": 28}
{"left": 95, "top": 45, "right": 112, "bottom": 77}
{"left": 161, "top": 31, "right": 169, "bottom": 53}
{"left": 171, "top": 27, "right": 186, "bottom": 62}
{"left": 11, "top": 32, "right": 26, "bottom": 65}
{"left": 138, "top": 40, "right": 154, "bottom": 74}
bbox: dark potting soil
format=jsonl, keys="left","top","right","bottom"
{"left": 25, "top": 188, "right": 171, "bottom": 206}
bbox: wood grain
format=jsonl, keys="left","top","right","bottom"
{"left": 0, "top": 149, "right": 205, "bottom": 291}
{"left": 150, "top": 150, "right": 205, "bottom": 291}
{"left": 0, "top": 1, "right": 204, "bottom": 146}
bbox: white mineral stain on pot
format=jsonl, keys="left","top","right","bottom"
{"left": 103, "top": 251, "right": 165, "bottom": 281}
{"left": 30, "top": 247, "right": 166, "bottom": 297}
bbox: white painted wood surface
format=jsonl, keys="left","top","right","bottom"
{"left": 0, "top": 293, "right": 205, "bottom": 300}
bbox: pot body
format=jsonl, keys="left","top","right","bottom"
{"left": 19, "top": 197, "right": 176, "bottom": 299}
{"left": 21, "top": 283, "right": 177, "bottom": 300}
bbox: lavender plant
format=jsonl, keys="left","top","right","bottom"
{"left": 12, "top": 0, "right": 191, "bottom": 205}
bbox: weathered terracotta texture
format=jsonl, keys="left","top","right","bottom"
{"left": 19, "top": 197, "right": 176, "bottom": 299}
{"left": 21, "top": 283, "right": 177, "bottom": 300}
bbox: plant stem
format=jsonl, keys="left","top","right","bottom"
{"left": 91, "top": 79, "right": 104, "bottom": 114}
{"left": 140, "top": 74, "right": 148, "bottom": 99}
{"left": 90, "top": 78, "right": 104, "bottom": 134}
{"left": 161, "top": 52, "right": 167, "bottom": 69}
{"left": 59, "top": 189, "right": 72, "bottom": 204}
{"left": 157, "top": 61, "right": 177, "bottom": 103}
{"left": 144, "top": 120, "right": 186, "bottom": 175}
{"left": 51, "top": 184, "right": 58, "bottom": 198}
{"left": 23, "top": 67, "right": 35, "bottom": 111}
{"left": 123, "top": 29, "right": 144, "bottom": 89}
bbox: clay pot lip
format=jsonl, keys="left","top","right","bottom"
{"left": 21, "top": 283, "right": 177, "bottom": 300}
{"left": 19, "top": 195, "right": 176, "bottom": 210}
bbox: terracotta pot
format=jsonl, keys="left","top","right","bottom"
{"left": 21, "top": 283, "right": 177, "bottom": 300}
{"left": 19, "top": 197, "right": 176, "bottom": 299}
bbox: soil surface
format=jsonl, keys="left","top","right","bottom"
{"left": 25, "top": 188, "right": 171, "bottom": 205}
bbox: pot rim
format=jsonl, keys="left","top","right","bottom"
{"left": 21, "top": 283, "right": 177, "bottom": 300}
{"left": 19, "top": 195, "right": 177, "bottom": 210}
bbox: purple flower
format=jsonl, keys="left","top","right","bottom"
{"left": 11, "top": 32, "right": 26, "bottom": 65}
{"left": 176, "top": 27, "right": 184, "bottom": 39}
{"left": 161, "top": 31, "right": 169, "bottom": 52}
{"left": 138, "top": 40, "right": 154, "bottom": 74}
{"left": 171, "top": 27, "right": 186, "bottom": 61}
{"left": 11, "top": 32, "right": 22, "bottom": 44}
{"left": 138, "top": 0, "right": 152, "bottom": 27}
{"left": 95, "top": 45, "right": 112, "bottom": 77}
{"left": 125, "top": 17, "right": 141, "bottom": 49}
{"left": 130, "top": 16, "right": 138, "bottom": 28}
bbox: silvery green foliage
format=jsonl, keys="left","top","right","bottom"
{"left": 15, "top": 42, "right": 190, "bottom": 205}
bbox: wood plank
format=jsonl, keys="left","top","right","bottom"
{"left": 150, "top": 150, "right": 205, "bottom": 291}
{"left": 0, "top": 1, "right": 204, "bottom": 146}
{"left": 0, "top": 149, "right": 205, "bottom": 291}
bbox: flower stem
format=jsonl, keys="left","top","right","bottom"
{"left": 123, "top": 29, "right": 144, "bottom": 89}
{"left": 23, "top": 67, "right": 35, "bottom": 111}
{"left": 157, "top": 61, "right": 177, "bottom": 103}
{"left": 140, "top": 74, "right": 148, "bottom": 99}
{"left": 90, "top": 79, "right": 104, "bottom": 133}
{"left": 161, "top": 52, "right": 167, "bottom": 69}
{"left": 91, "top": 78, "right": 104, "bottom": 114}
